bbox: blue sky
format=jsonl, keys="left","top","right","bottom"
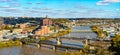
{"left": 0, "top": 0, "right": 120, "bottom": 18}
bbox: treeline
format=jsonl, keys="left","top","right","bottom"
{"left": 0, "top": 40, "right": 21, "bottom": 47}
{"left": 109, "top": 34, "right": 120, "bottom": 55}
{"left": 51, "top": 18, "right": 70, "bottom": 24}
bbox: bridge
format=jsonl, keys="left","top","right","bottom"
{"left": 20, "top": 37, "right": 85, "bottom": 52}
{"left": 51, "top": 37, "right": 111, "bottom": 42}
{"left": 20, "top": 36, "right": 111, "bottom": 52}
{"left": 72, "top": 30, "right": 93, "bottom": 32}
{"left": 38, "top": 40, "right": 83, "bottom": 52}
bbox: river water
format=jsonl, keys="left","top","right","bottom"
{"left": 0, "top": 26, "right": 97, "bottom": 55}
{"left": 63, "top": 26, "right": 97, "bottom": 39}
{"left": 0, "top": 46, "right": 59, "bottom": 55}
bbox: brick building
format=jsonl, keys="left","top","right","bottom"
{"left": 35, "top": 26, "right": 50, "bottom": 36}
{"left": 0, "top": 18, "right": 4, "bottom": 26}
{"left": 42, "top": 15, "right": 53, "bottom": 26}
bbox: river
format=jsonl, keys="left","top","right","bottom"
{"left": 0, "top": 26, "right": 98, "bottom": 55}
{"left": 0, "top": 46, "right": 60, "bottom": 55}
{"left": 63, "top": 26, "right": 97, "bottom": 39}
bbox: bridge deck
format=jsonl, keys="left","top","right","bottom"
{"left": 39, "top": 41, "right": 82, "bottom": 50}
{"left": 72, "top": 30, "right": 93, "bottom": 32}
{"left": 50, "top": 37, "right": 111, "bottom": 42}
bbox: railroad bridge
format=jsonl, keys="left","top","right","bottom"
{"left": 20, "top": 37, "right": 89, "bottom": 52}
{"left": 72, "top": 30, "right": 93, "bottom": 32}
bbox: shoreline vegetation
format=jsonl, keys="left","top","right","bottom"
{"left": 0, "top": 40, "right": 21, "bottom": 48}
{"left": 52, "top": 28, "right": 71, "bottom": 37}
{"left": 91, "top": 25, "right": 107, "bottom": 38}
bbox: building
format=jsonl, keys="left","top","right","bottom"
{"left": 35, "top": 26, "right": 50, "bottom": 36}
{"left": 13, "top": 29, "right": 23, "bottom": 34}
{"left": 19, "top": 23, "right": 26, "bottom": 29}
{"left": 0, "top": 31, "right": 3, "bottom": 37}
{"left": 0, "top": 18, "right": 4, "bottom": 26}
{"left": 42, "top": 15, "right": 53, "bottom": 26}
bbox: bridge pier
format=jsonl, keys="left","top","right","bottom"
{"left": 20, "top": 41, "right": 23, "bottom": 45}
{"left": 65, "top": 49, "right": 68, "bottom": 52}
{"left": 37, "top": 44, "right": 41, "bottom": 48}
{"left": 57, "top": 37, "right": 62, "bottom": 45}
{"left": 85, "top": 39, "right": 88, "bottom": 46}
{"left": 53, "top": 46, "right": 56, "bottom": 51}
{"left": 85, "top": 39, "right": 90, "bottom": 46}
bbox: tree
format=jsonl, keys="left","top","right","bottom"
{"left": 109, "top": 34, "right": 120, "bottom": 55}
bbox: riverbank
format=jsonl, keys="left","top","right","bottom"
{"left": 0, "top": 40, "right": 21, "bottom": 48}
{"left": 58, "top": 51, "right": 85, "bottom": 55}
{"left": 50, "top": 27, "right": 71, "bottom": 37}
{"left": 91, "top": 25, "right": 107, "bottom": 38}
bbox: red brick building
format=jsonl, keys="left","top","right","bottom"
{"left": 42, "top": 15, "right": 53, "bottom": 26}
{"left": 0, "top": 19, "right": 4, "bottom": 26}
{"left": 35, "top": 26, "right": 50, "bottom": 36}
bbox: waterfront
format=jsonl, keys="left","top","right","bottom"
{"left": 0, "top": 26, "right": 97, "bottom": 55}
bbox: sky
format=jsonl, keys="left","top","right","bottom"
{"left": 0, "top": 0, "right": 120, "bottom": 18}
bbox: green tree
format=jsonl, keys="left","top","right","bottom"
{"left": 109, "top": 34, "right": 120, "bottom": 55}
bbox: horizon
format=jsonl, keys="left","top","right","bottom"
{"left": 1, "top": 16, "right": 120, "bottom": 19}
{"left": 0, "top": 0, "right": 120, "bottom": 18}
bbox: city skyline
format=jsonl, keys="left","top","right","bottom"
{"left": 0, "top": 0, "right": 120, "bottom": 18}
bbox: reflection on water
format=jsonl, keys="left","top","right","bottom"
{"left": 0, "top": 46, "right": 58, "bottom": 55}
{"left": 63, "top": 26, "right": 97, "bottom": 39}
{"left": 72, "top": 26, "right": 92, "bottom": 31}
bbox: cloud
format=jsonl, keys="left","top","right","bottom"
{"left": 3, "top": 8, "right": 21, "bottom": 13}
{"left": 96, "top": 0, "right": 120, "bottom": 6}
{"left": 69, "top": 11, "right": 80, "bottom": 13}
{"left": 116, "top": 9, "right": 120, "bottom": 11}
{"left": 0, "top": 5, "right": 10, "bottom": 8}
{"left": 105, "top": 0, "right": 120, "bottom": 2}
{"left": 29, "top": 10, "right": 39, "bottom": 13}
{"left": 27, "top": 2, "right": 32, "bottom": 4}
{"left": 0, "top": 0, "right": 17, "bottom": 2}
{"left": 36, "top": 2, "right": 43, "bottom": 4}
{"left": 32, "top": 7, "right": 51, "bottom": 10}
{"left": 22, "top": 7, "right": 29, "bottom": 9}
{"left": 74, "top": 5, "right": 90, "bottom": 9}
{"left": 0, "top": 0, "right": 10, "bottom": 2}
{"left": 54, "top": 10, "right": 63, "bottom": 11}
{"left": 88, "top": 9, "right": 106, "bottom": 13}
{"left": 9, "top": 2, "right": 20, "bottom": 6}
{"left": 96, "top": 1, "right": 109, "bottom": 5}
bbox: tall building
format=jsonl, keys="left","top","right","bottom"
{"left": 42, "top": 15, "right": 53, "bottom": 26}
